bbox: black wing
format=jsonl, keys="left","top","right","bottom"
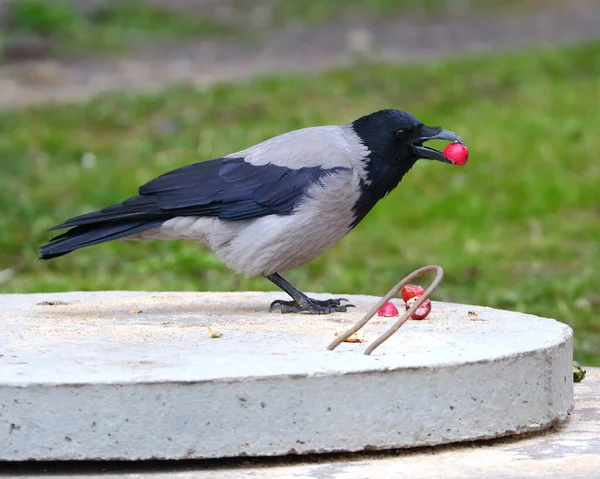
{"left": 49, "top": 157, "right": 350, "bottom": 229}
{"left": 40, "top": 157, "right": 349, "bottom": 259}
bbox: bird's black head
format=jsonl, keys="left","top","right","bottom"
{"left": 349, "top": 109, "right": 466, "bottom": 228}
{"left": 351, "top": 109, "right": 464, "bottom": 166}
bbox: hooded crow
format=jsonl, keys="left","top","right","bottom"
{"left": 40, "top": 109, "right": 464, "bottom": 314}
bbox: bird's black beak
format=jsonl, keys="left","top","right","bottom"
{"left": 411, "top": 126, "right": 465, "bottom": 164}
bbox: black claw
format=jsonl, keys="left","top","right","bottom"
{"left": 312, "top": 297, "right": 351, "bottom": 308}
{"left": 269, "top": 300, "right": 284, "bottom": 312}
{"left": 269, "top": 299, "right": 300, "bottom": 314}
{"left": 268, "top": 297, "right": 353, "bottom": 315}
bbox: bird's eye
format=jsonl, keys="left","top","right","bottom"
{"left": 395, "top": 129, "right": 406, "bottom": 139}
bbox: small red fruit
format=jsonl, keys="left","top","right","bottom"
{"left": 443, "top": 142, "right": 469, "bottom": 166}
{"left": 405, "top": 296, "right": 432, "bottom": 320}
{"left": 378, "top": 301, "right": 399, "bottom": 317}
{"left": 401, "top": 284, "right": 425, "bottom": 302}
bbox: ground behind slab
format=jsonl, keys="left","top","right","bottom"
{"left": 1, "top": 0, "right": 599, "bottom": 108}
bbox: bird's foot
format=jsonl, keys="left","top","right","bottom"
{"left": 269, "top": 297, "right": 354, "bottom": 315}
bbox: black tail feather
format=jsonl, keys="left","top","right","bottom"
{"left": 39, "top": 220, "right": 163, "bottom": 260}
{"left": 48, "top": 196, "right": 158, "bottom": 231}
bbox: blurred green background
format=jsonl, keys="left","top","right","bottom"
{"left": 0, "top": 0, "right": 598, "bottom": 365}
{"left": 0, "top": 0, "right": 528, "bottom": 59}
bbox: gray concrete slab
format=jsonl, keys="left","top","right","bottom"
{"left": 0, "top": 292, "right": 573, "bottom": 461}
{"left": 4, "top": 369, "right": 596, "bottom": 479}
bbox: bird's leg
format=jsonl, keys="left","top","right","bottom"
{"left": 265, "top": 273, "right": 354, "bottom": 314}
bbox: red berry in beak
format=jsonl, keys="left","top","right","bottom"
{"left": 378, "top": 301, "right": 399, "bottom": 317}
{"left": 443, "top": 142, "right": 469, "bottom": 166}
{"left": 405, "top": 296, "right": 432, "bottom": 320}
{"left": 401, "top": 284, "right": 425, "bottom": 302}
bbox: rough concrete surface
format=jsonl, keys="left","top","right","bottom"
{"left": 0, "top": 291, "right": 573, "bottom": 462}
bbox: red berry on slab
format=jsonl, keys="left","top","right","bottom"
{"left": 378, "top": 301, "right": 399, "bottom": 317}
{"left": 405, "top": 296, "right": 432, "bottom": 320}
{"left": 443, "top": 142, "right": 469, "bottom": 166}
{"left": 401, "top": 284, "right": 425, "bottom": 302}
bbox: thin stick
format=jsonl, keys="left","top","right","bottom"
{"left": 326, "top": 265, "right": 444, "bottom": 355}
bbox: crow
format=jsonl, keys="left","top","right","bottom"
{"left": 40, "top": 109, "right": 465, "bottom": 314}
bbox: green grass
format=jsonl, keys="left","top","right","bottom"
{"left": 1, "top": 41, "right": 599, "bottom": 364}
